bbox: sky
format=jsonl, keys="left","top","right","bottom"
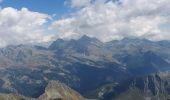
{"left": 0, "top": 0, "right": 70, "bottom": 18}
{"left": 0, "top": 0, "right": 169, "bottom": 47}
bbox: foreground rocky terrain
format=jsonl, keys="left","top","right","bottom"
{"left": 0, "top": 80, "right": 85, "bottom": 100}
{"left": 0, "top": 35, "right": 170, "bottom": 99}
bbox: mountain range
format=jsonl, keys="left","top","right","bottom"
{"left": 0, "top": 35, "right": 170, "bottom": 99}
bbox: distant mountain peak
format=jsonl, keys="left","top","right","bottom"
{"left": 53, "top": 38, "right": 65, "bottom": 43}
{"left": 80, "top": 35, "right": 91, "bottom": 40}
{"left": 79, "top": 35, "right": 94, "bottom": 41}
{"left": 78, "top": 35, "right": 102, "bottom": 44}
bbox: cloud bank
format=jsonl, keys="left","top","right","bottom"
{"left": 50, "top": 0, "right": 170, "bottom": 42}
{"left": 0, "top": 7, "right": 52, "bottom": 47}
{"left": 0, "top": 0, "right": 170, "bottom": 47}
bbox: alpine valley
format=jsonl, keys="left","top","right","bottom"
{"left": 1, "top": 35, "right": 170, "bottom": 100}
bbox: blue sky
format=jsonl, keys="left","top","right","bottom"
{"left": 0, "top": 0, "right": 169, "bottom": 47}
{"left": 0, "top": 0, "right": 70, "bottom": 18}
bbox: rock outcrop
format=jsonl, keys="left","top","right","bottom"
{"left": 38, "top": 80, "right": 85, "bottom": 100}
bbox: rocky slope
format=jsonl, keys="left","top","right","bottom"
{"left": 38, "top": 80, "right": 85, "bottom": 100}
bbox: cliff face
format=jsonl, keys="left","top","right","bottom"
{"left": 89, "top": 72, "right": 170, "bottom": 100}
{"left": 115, "top": 74, "right": 169, "bottom": 100}
{"left": 38, "top": 80, "right": 85, "bottom": 100}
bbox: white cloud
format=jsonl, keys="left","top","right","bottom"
{"left": 50, "top": 0, "right": 170, "bottom": 42}
{"left": 0, "top": 7, "right": 52, "bottom": 47}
